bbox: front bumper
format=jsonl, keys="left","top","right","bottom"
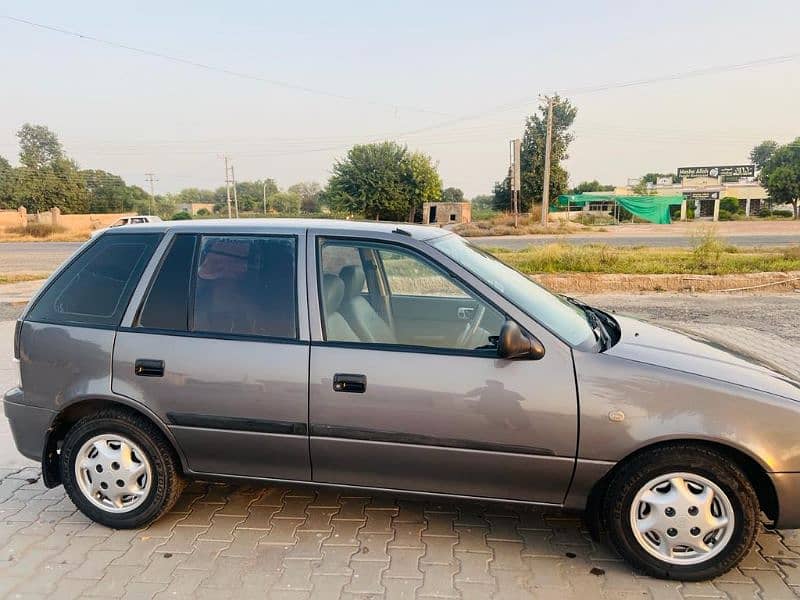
{"left": 770, "top": 472, "right": 800, "bottom": 529}
{"left": 3, "top": 388, "right": 55, "bottom": 462}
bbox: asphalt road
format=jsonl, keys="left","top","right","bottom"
{"left": 1, "top": 232, "right": 799, "bottom": 274}
{"left": 470, "top": 233, "right": 800, "bottom": 250}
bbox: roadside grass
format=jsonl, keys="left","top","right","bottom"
{"left": 453, "top": 211, "right": 585, "bottom": 237}
{"left": 2, "top": 225, "right": 90, "bottom": 242}
{"left": 490, "top": 243, "right": 800, "bottom": 276}
{"left": 0, "top": 273, "right": 49, "bottom": 284}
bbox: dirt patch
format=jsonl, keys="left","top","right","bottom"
{"left": 533, "top": 270, "right": 800, "bottom": 294}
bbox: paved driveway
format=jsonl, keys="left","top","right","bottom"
{"left": 1, "top": 294, "right": 800, "bottom": 598}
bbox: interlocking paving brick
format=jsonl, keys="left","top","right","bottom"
{"left": 275, "top": 557, "right": 317, "bottom": 591}
{"left": 344, "top": 560, "right": 389, "bottom": 595}
{"left": 454, "top": 550, "right": 493, "bottom": 585}
{"left": 362, "top": 507, "right": 396, "bottom": 533}
{"left": 422, "top": 512, "right": 457, "bottom": 538}
{"left": 745, "top": 568, "right": 798, "bottom": 599}
{"left": 178, "top": 502, "right": 222, "bottom": 528}
{"left": 0, "top": 469, "right": 800, "bottom": 598}
{"left": 83, "top": 564, "right": 140, "bottom": 597}
{"left": 174, "top": 539, "right": 229, "bottom": 571}
{"left": 297, "top": 507, "right": 337, "bottom": 532}
{"left": 417, "top": 562, "right": 460, "bottom": 598}
{"left": 317, "top": 544, "right": 358, "bottom": 576}
{"left": 353, "top": 532, "right": 393, "bottom": 562}
{"left": 310, "top": 489, "right": 342, "bottom": 509}
{"left": 385, "top": 546, "right": 425, "bottom": 581}
{"left": 277, "top": 496, "right": 314, "bottom": 519}
{"left": 454, "top": 526, "right": 491, "bottom": 554}
{"left": 420, "top": 534, "right": 457, "bottom": 567}
{"left": 391, "top": 521, "right": 426, "bottom": 549}
{"left": 326, "top": 518, "right": 365, "bottom": 547}
{"left": 310, "top": 573, "right": 351, "bottom": 599}
{"left": 485, "top": 515, "right": 522, "bottom": 543}
{"left": 220, "top": 526, "right": 268, "bottom": 557}
{"left": 335, "top": 498, "right": 370, "bottom": 521}
{"left": 261, "top": 516, "right": 305, "bottom": 546}
{"left": 199, "top": 514, "right": 247, "bottom": 542}
{"left": 384, "top": 577, "right": 423, "bottom": 600}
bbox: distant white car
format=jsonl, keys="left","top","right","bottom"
{"left": 109, "top": 215, "right": 162, "bottom": 228}
{"left": 91, "top": 215, "right": 162, "bottom": 237}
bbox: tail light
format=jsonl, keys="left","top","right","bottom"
{"left": 13, "top": 320, "right": 22, "bottom": 360}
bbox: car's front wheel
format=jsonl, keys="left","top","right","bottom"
{"left": 60, "top": 409, "right": 184, "bottom": 529}
{"left": 604, "top": 444, "right": 759, "bottom": 580}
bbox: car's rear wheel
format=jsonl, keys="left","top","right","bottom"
{"left": 604, "top": 444, "right": 758, "bottom": 580}
{"left": 60, "top": 409, "right": 184, "bottom": 529}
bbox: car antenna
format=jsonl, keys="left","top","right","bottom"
{"left": 392, "top": 227, "right": 412, "bottom": 237}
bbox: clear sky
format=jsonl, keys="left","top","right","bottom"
{"left": 1, "top": 0, "right": 799, "bottom": 197}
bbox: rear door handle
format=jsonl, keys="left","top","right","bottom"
{"left": 135, "top": 359, "right": 164, "bottom": 377}
{"left": 333, "top": 373, "right": 366, "bottom": 393}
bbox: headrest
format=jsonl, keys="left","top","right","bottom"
{"left": 322, "top": 273, "right": 345, "bottom": 314}
{"left": 339, "top": 265, "right": 366, "bottom": 299}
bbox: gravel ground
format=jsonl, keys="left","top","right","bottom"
{"left": 583, "top": 292, "right": 800, "bottom": 346}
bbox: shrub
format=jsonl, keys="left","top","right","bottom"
{"left": 171, "top": 211, "right": 192, "bottom": 220}
{"left": 690, "top": 228, "right": 725, "bottom": 271}
{"left": 6, "top": 223, "right": 67, "bottom": 238}
{"left": 720, "top": 197, "right": 742, "bottom": 214}
{"left": 196, "top": 208, "right": 210, "bottom": 216}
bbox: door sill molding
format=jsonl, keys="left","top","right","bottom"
{"left": 183, "top": 469, "right": 564, "bottom": 508}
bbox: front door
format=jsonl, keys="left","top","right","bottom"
{"left": 113, "top": 232, "right": 310, "bottom": 481}
{"left": 308, "top": 233, "right": 577, "bottom": 504}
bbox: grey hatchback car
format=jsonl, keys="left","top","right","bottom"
{"left": 4, "top": 219, "right": 800, "bottom": 580}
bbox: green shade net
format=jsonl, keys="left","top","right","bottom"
{"left": 556, "top": 194, "right": 684, "bottom": 224}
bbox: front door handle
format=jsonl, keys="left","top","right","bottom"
{"left": 135, "top": 359, "right": 164, "bottom": 377}
{"left": 333, "top": 373, "right": 366, "bottom": 393}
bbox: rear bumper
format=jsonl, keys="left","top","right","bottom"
{"left": 770, "top": 472, "right": 800, "bottom": 529}
{"left": 3, "top": 388, "right": 54, "bottom": 462}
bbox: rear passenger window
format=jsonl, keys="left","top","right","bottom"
{"left": 192, "top": 235, "right": 297, "bottom": 339}
{"left": 138, "top": 234, "right": 196, "bottom": 331}
{"left": 27, "top": 233, "right": 160, "bottom": 327}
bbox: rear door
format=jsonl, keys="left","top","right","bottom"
{"left": 113, "top": 231, "right": 311, "bottom": 481}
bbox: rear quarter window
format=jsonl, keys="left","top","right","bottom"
{"left": 27, "top": 233, "right": 161, "bottom": 327}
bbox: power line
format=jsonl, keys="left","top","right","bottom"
{"left": 0, "top": 14, "right": 449, "bottom": 117}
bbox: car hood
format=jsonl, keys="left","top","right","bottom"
{"left": 604, "top": 315, "right": 800, "bottom": 402}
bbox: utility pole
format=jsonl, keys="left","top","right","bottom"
{"left": 509, "top": 139, "right": 521, "bottom": 227}
{"left": 223, "top": 156, "right": 232, "bottom": 218}
{"left": 144, "top": 173, "right": 157, "bottom": 215}
{"left": 540, "top": 96, "right": 555, "bottom": 226}
{"left": 230, "top": 164, "right": 240, "bottom": 218}
{"left": 263, "top": 181, "right": 269, "bottom": 215}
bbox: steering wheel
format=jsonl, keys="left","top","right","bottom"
{"left": 456, "top": 305, "right": 486, "bottom": 348}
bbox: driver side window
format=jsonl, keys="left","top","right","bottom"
{"left": 318, "top": 239, "right": 504, "bottom": 352}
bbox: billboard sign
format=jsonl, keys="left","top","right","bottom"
{"left": 677, "top": 165, "right": 755, "bottom": 178}
{"left": 683, "top": 191, "right": 720, "bottom": 200}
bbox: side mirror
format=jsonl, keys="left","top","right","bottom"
{"left": 497, "top": 320, "right": 545, "bottom": 360}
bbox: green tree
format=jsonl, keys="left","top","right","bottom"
{"left": 17, "top": 123, "right": 64, "bottom": 169}
{"left": 288, "top": 181, "right": 323, "bottom": 213}
{"left": 327, "top": 141, "right": 441, "bottom": 221}
{"left": 492, "top": 179, "right": 511, "bottom": 212}
{"left": 760, "top": 138, "right": 800, "bottom": 219}
{"left": 493, "top": 97, "right": 577, "bottom": 212}
{"left": 269, "top": 191, "right": 301, "bottom": 213}
{"left": 750, "top": 140, "right": 779, "bottom": 171}
{"left": 0, "top": 156, "right": 11, "bottom": 206}
{"left": 570, "top": 180, "right": 615, "bottom": 194}
{"left": 471, "top": 194, "right": 494, "bottom": 211}
{"left": 82, "top": 169, "right": 146, "bottom": 213}
{"left": 441, "top": 187, "right": 464, "bottom": 203}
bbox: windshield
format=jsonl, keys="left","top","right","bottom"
{"left": 430, "top": 234, "right": 595, "bottom": 346}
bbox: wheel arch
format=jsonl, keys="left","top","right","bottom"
{"left": 42, "top": 396, "right": 188, "bottom": 488}
{"left": 586, "top": 439, "right": 778, "bottom": 525}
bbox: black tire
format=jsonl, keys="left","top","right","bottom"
{"left": 60, "top": 408, "right": 184, "bottom": 529}
{"left": 604, "top": 444, "right": 759, "bottom": 581}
